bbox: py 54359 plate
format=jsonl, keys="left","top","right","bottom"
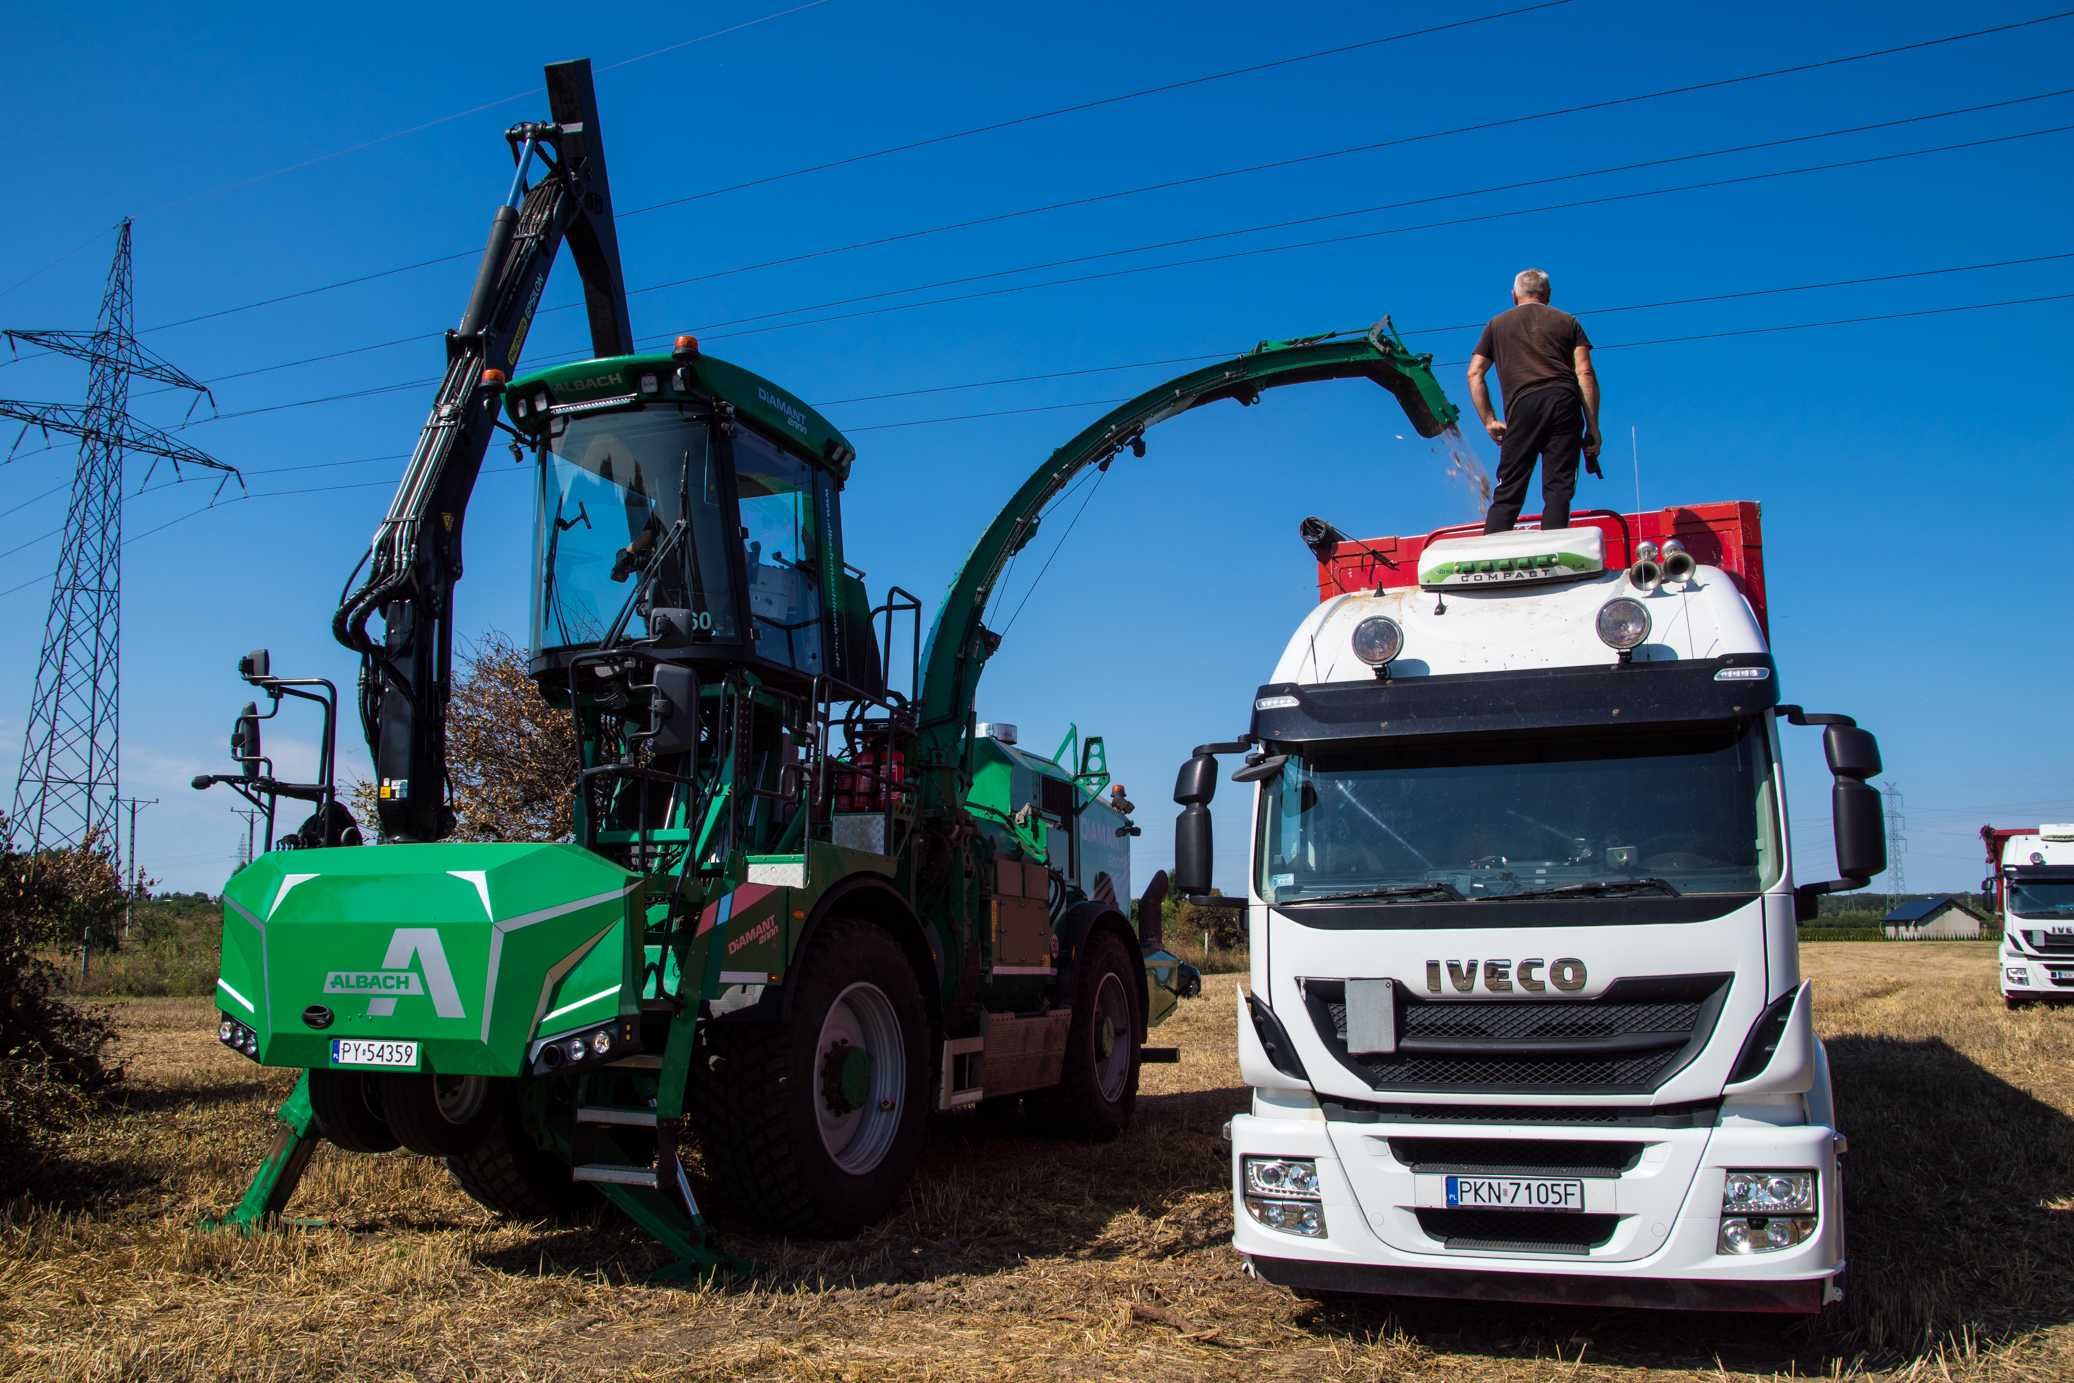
{"left": 331, "top": 1038, "right": 420, "bottom": 1069}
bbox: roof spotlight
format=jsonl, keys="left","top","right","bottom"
{"left": 1351, "top": 616, "right": 1404, "bottom": 669}
{"left": 1661, "top": 537, "right": 1696, "bottom": 582}
{"left": 1596, "top": 597, "right": 1651, "bottom": 652}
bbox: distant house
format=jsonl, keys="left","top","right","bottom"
{"left": 1882, "top": 894, "right": 1985, "bottom": 940}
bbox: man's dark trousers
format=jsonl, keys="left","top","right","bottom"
{"left": 1485, "top": 384, "right": 1584, "bottom": 532}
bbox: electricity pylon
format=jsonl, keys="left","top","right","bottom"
{"left": 3, "top": 219, "right": 241, "bottom": 851}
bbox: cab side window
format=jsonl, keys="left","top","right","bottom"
{"left": 734, "top": 428, "right": 826, "bottom": 677}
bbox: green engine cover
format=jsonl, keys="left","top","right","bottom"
{"left": 217, "top": 842, "right": 640, "bottom": 1077}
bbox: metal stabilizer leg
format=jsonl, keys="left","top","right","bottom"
{"left": 200, "top": 1070, "right": 321, "bottom": 1234}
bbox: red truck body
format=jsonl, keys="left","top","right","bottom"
{"left": 1315, "top": 500, "right": 1771, "bottom": 636}
{"left": 1981, "top": 827, "right": 2041, "bottom": 909}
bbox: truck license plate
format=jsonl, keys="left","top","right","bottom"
{"left": 1445, "top": 1174, "right": 1585, "bottom": 1212}
{"left": 331, "top": 1038, "right": 420, "bottom": 1069}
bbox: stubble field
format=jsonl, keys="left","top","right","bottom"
{"left": 3, "top": 943, "right": 2070, "bottom": 1381}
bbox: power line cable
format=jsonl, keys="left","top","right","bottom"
{"left": 161, "top": 110, "right": 2074, "bottom": 430}
{"left": 137, "top": 3, "right": 842, "bottom": 219}
{"left": 132, "top": 2, "right": 1573, "bottom": 337}
{"left": 153, "top": 12, "right": 2074, "bottom": 395}
{"left": 141, "top": 232, "right": 2074, "bottom": 439}
{"left": 8, "top": 290, "right": 2066, "bottom": 601}
{"left": 677, "top": 93, "right": 2074, "bottom": 340}
{"left": 841, "top": 291, "right": 2074, "bottom": 432}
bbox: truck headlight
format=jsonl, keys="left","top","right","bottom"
{"left": 1246, "top": 1197, "right": 1326, "bottom": 1237}
{"left": 2005, "top": 966, "right": 2028, "bottom": 985}
{"left": 1723, "top": 1170, "right": 1814, "bottom": 1214}
{"left": 1350, "top": 616, "right": 1403, "bottom": 667}
{"left": 1244, "top": 1157, "right": 1326, "bottom": 1236}
{"left": 1718, "top": 1215, "right": 1816, "bottom": 1254}
{"left": 1244, "top": 1157, "right": 1320, "bottom": 1198}
{"left": 1595, "top": 597, "right": 1650, "bottom": 650}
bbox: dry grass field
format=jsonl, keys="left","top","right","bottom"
{"left": 4, "top": 943, "right": 2070, "bottom": 1381}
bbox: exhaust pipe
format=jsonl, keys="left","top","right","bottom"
{"left": 1628, "top": 541, "right": 1662, "bottom": 592}
{"left": 1661, "top": 538, "right": 1696, "bottom": 583}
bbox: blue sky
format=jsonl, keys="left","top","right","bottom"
{"left": 3, "top": 0, "right": 2070, "bottom": 897}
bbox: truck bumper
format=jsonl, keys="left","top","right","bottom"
{"left": 1998, "top": 944, "right": 2074, "bottom": 1000}
{"left": 1230, "top": 1104, "right": 1845, "bottom": 1314}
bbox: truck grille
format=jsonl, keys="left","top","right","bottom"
{"left": 1304, "top": 975, "right": 1730, "bottom": 1095}
{"left": 1386, "top": 1137, "right": 1643, "bottom": 1178}
{"left": 2023, "top": 930, "right": 2074, "bottom": 954}
{"left": 1413, "top": 1208, "right": 1619, "bottom": 1255}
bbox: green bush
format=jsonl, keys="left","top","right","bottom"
{"left": 0, "top": 817, "right": 123, "bottom": 1190}
{"left": 1797, "top": 926, "right": 1888, "bottom": 942}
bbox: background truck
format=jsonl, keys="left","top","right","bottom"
{"left": 1981, "top": 825, "right": 2074, "bottom": 1006}
{"left": 1169, "top": 501, "right": 1887, "bottom": 1313}
{"left": 191, "top": 58, "right": 1461, "bottom": 1273}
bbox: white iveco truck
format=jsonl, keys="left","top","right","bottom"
{"left": 1172, "top": 503, "right": 1887, "bottom": 1313}
{"left": 1983, "top": 825, "right": 2074, "bottom": 1007}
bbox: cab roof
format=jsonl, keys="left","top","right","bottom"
{"left": 506, "top": 349, "right": 856, "bottom": 482}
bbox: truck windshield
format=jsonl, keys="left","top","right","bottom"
{"left": 1255, "top": 721, "right": 1782, "bottom": 906}
{"left": 2009, "top": 880, "right": 2074, "bottom": 919}
{"left": 533, "top": 410, "right": 738, "bottom": 650}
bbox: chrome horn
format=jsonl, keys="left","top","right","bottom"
{"left": 1661, "top": 537, "right": 1696, "bottom": 583}
{"left": 1628, "top": 540, "right": 1663, "bottom": 592}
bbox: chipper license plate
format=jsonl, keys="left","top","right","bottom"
{"left": 330, "top": 1039, "right": 420, "bottom": 1069}
{"left": 1445, "top": 1175, "right": 1585, "bottom": 1211}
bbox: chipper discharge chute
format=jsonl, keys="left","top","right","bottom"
{"left": 194, "top": 58, "right": 1462, "bottom": 1277}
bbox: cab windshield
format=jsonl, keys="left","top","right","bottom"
{"left": 1255, "top": 720, "right": 1782, "bottom": 906}
{"left": 533, "top": 410, "right": 737, "bottom": 650}
{"left": 2009, "top": 880, "right": 2074, "bottom": 920}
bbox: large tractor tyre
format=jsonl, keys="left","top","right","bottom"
{"left": 446, "top": 1088, "right": 593, "bottom": 1223}
{"left": 1026, "top": 928, "right": 1141, "bottom": 1142}
{"left": 307, "top": 1069, "right": 399, "bottom": 1154}
{"left": 377, "top": 1072, "right": 501, "bottom": 1157}
{"left": 694, "top": 918, "right": 929, "bottom": 1237}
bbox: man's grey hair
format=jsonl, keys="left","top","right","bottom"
{"left": 1513, "top": 268, "right": 1551, "bottom": 302}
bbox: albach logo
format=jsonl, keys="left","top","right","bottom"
{"left": 324, "top": 927, "right": 466, "bottom": 1018}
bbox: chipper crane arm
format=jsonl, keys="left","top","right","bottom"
{"left": 333, "top": 59, "right": 633, "bottom": 842}
{"left": 910, "top": 322, "right": 1461, "bottom": 814}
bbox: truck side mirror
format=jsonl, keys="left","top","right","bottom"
{"left": 238, "top": 648, "right": 271, "bottom": 683}
{"left": 641, "top": 664, "right": 701, "bottom": 757}
{"left": 1831, "top": 778, "right": 1886, "bottom": 883}
{"left": 232, "top": 701, "right": 264, "bottom": 780}
{"left": 1979, "top": 878, "right": 1998, "bottom": 915}
{"left": 1822, "top": 725, "right": 1881, "bottom": 780}
{"left": 1173, "top": 753, "right": 1217, "bottom": 896}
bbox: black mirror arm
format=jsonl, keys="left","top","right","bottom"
{"left": 1774, "top": 705, "right": 1858, "bottom": 728}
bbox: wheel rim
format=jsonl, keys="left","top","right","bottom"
{"left": 815, "top": 981, "right": 906, "bottom": 1174}
{"left": 1092, "top": 971, "right": 1132, "bottom": 1103}
{"left": 434, "top": 1074, "right": 489, "bottom": 1124}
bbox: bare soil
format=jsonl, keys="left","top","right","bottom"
{"left": 4, "top": 943, "right": 2069, "bottom": 1381}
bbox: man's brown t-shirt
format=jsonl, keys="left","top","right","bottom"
{"left": 1473, "top": 302, "right": 1590, "bottom": 414}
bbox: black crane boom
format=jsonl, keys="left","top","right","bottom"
{"left": 333, "top": 59, "right": 631, "bottom": 842}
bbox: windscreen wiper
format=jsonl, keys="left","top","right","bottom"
{"left": 1495, "top": 877, "right": 1682, "bottom": 901}
{"left": 1280, "top": 881, "right": 1465, "bottom": 905}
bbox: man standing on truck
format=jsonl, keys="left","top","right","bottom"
{"left": 1467, "top": 268, "right": 1601, "bottom": 532}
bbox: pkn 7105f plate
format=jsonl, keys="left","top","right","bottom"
{"left": 1445, "top": 1174, "right": 1585, "bottom": 1212}
{"left": 331, "top": 1038, "right": 420, "bottom": 1069}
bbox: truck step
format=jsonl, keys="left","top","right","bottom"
{"left": 1139, "top": 1046, "right": 1180, "bottom": 1064}
{"left": 573, "top": 1163, "right": 659, "bottom": 1188}
{"left": 576, "top": 1105, "right": 658, "bottom": 1128}
{"left": 605, "top": 1054, "right": 662, "bottom": 1070}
